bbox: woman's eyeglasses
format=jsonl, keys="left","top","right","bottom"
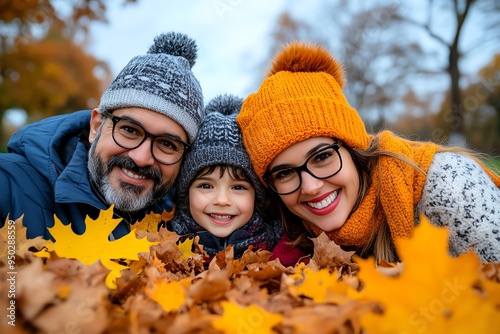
{"left": 264, "top": 142, "right": 343, "bottom": 195}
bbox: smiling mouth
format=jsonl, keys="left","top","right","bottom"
{"left": 307, "top": 190, "right": 339, "bottom": 209}
{"left": 122, "top": 168, "right": 146, "bottom": 180}
{"left": 209, "top": 214, "right": 234, "bottom": 221}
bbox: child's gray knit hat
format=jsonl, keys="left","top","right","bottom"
{"left": 175, "top": 94, "right": 265, "bottom": 205}
{"left": 98, "top": 31, "right": 204, "bottom": 142}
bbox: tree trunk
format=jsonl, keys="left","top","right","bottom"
{"left": 447, "top": 43, "right": 466, "bottom": 146}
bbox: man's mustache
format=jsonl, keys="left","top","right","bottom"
{"left": 107, "top": 155, "right": 162, "bottom": 184}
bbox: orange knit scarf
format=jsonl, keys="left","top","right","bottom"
{"left": 304, "top": 131, "right": 500, "bottom": 247}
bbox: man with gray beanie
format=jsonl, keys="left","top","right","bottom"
{"left": 0, "top": 32, "right": 204, "bottom": 240}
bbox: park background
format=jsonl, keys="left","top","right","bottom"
{"left": 1, "top": 0, "right": 499, "bottom": 164}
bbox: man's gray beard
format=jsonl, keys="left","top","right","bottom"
{"left": 87, "top": 138, "right": 172, "bottom": 212}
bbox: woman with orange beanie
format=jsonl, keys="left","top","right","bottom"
{"left": 236, "top": 41, "right": 500, "bottom": 263}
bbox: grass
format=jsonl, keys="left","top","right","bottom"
{"left": 484, "top": 157, "right": 500, "bottom": 175}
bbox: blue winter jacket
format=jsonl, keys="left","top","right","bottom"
{"left": 0, "top": 110, "right": 174, "bottom": 240}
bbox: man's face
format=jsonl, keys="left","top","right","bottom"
{"left": 87, "top": 107, "right": 188, "bottom": 212}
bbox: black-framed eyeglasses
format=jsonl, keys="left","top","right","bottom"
{"left": 102, "top": 110, "right": 190, "bottom": 165}
{"left": 264, "top": 142, "right": 343, "bottom": 195}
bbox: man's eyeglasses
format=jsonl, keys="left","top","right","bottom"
{"left": 102, "top": 110, "right": 190, "bottom": 165}
{"left": 264, "top": 142, "right": 343, "bottom": 195}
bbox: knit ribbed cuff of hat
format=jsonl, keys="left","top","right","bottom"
{"left": 99, "top": 88, "right": 200, "bottom": 143}
{"left": 238, "top": 96, "right": 370, "bottom": 181}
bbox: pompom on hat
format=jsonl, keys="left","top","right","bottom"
{"left": 237, "top": 41, "right": 370, "bottom": 181}
{"left": 175, "top": 94, "right": 265, "bottom": 207}
{"left": 98, "top": 32, "right": 204, "bottom": 142}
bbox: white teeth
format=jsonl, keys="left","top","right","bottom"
{"left": 122, "top": 168, "right": 146, "bottom": 179}
{"left": 307, "top": 190, "right": 338, "bottom": 209}
{"left": 210, "top": 214, "right": 232, "bottom": 220}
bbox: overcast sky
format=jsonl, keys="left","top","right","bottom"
{"left": 88, "top": 0, "right": 323, "bottom": 103}
{"left": 88, "top": 0, "right": 498, "bottom": 103}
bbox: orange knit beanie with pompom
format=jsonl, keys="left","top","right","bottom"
{"left": 237, "top": 42, "right": 370, "bottom": 182}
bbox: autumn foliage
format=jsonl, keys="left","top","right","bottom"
{"left": 1, "top": 209, "right": 499, "bottom": 333}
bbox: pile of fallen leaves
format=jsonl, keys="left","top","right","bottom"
{"left": 1, "top": 207, "right": 499, "bottom": 334}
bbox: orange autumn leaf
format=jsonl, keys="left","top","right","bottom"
{"left": 35, "top": 206, "right": 157, "bottom": 289}
{"left": 212, "top": 301, "right": 282, "bottom": 334}
{"left": 147, "top": 278, "right": 190, "bottom": 313}
{"left": 356, "top": 215, "right": 500, "bottom": 333}
{"left": 287, "top": 267, "right": 352, "bottom": 304}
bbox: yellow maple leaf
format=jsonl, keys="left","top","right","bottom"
{"left": 357, "top": 215, "right": 500, "bottom": 333}
{"left": 287, "top": 261, "right": 307, "bottom": 280}
{"left": 35, "top": 206, "right": 157, "bottom": 289}
{"left": 147, "top": 278, "right": 190, "bottom": 313}
{"left": 288, "top": 267, "right": 351, "bottom": 304}
{"left": 177, "top": 237, "right": 196, "bottom": 260}
{"left": 212, "top": 301, "right": 282, "bottom": 334}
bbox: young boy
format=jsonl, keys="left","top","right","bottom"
{"left": 169, "top": 95, "right": 304, "bottom": 266}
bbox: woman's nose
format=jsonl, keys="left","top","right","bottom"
{"left": 300, "top": 171, "right": 323, "bottom": 195}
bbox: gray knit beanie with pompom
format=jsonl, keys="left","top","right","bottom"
{"left": 98, "top": 31, "right": 204, "bottom": 142}
{"left": 175, "top": 94, "right": 266, "bottom": 206}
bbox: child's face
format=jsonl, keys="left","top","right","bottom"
{"left": 267, "top": 136, "right": 360, "bottom": 232}
{"left": 188, "top": 166, "right": 256, "bottom": 238}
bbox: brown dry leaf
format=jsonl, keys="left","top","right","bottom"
{"left": 282, "top": 301, "right": 372, "bottom": 334}
{"left": 375, "top": 260, "right": 404, "bottom": 278}
{"left": 0, "top": 215, "right": 46, "bottom": 259}
{"left": 311, "top": 232, "right": 357, "bottom": 273}
{"left": 32, "top": 283, "right": 111, "bottom": 333}
{"left": 129, "top": 255, "right": 149, "bottom": 274}
{"left": 137, "top": 226, "right": 180, "bottom": 245}
{"left": 240, "top": 247, "right": 274, "bottom": 264}
{"left": 192, "top": 234, "right": 209, "bottom": 259}
{"left": 175, "top": 237, "right": 206, "bottom": 274}
{"left": 209, "top": 246, "right": 274, "bottom": 277}
{"left": 142, "top": 228, "right": 183, "bottom": 270}
{"left": 481, "top": 262, "right": 500, "bottom": 283}
{"left": 45, "top": 257, "right": 109, "bottom": 288}
{"left": 226, "top": 276, "right": 294, "bottom": 314}
{"left": 246, "top": 258, "right": 294, "bottom": 280}
{"left": 148, "top": 249, "right": 167, "bottom": 273}
{"left": 16, "top": 257, "right": 57, "bottom": 321}
{"left": 229, "top": 247, "right": 274, "bottom": 278}
{"left": 110, "top": 275, "right": 145, "bottom": 306}
{"left": 187, "top": 269, "right": 231, "bottom": 304}
{"left": 225, "top": 275, "right": 270, "bottom": 306}
{"left": 132, "top": 208, "right": 174, "bottom": 233}
{"left": 167, "top": 305, "right": 220, "bottom": 334}
{"left": 121, "top": 293, "right": 166, "bottom": 330}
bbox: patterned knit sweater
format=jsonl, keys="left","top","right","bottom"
{"left": 417, "top": 152, "right": 500, "bottom": 262}
{"left": 304, "top": 131, "right": 500, "bottom": 263}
